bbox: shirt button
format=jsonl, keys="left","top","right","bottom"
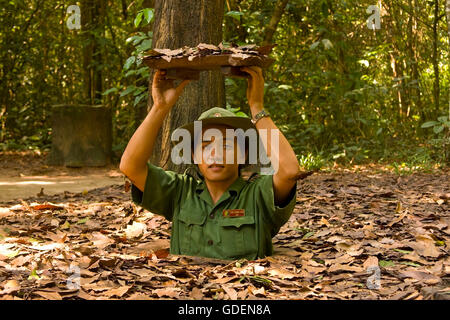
{"left": 208, "top": 240, "right": 213, "bottom": 246}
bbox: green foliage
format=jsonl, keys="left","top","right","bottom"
{"left": 134, "top": 8, "right": 154, "bottom": 27}
{"left": 1, "top": 0, "right": 449, "bottom": 169}
{"left": 225, "top": 104, "right": 249, "bottom": 118}
{"left": 421, "top": 116, "right": 450, "bottom": 163}
{"left": 298, "top": 153, "right": 325, "bottom": 171}
{"left": 226, "top": 11, "right": 244, "bottom": 21}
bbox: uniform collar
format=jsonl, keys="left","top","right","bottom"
{"left": 195, "top": 176, "right": 246, "bottom": 206}
{"left": 195, "top": 176, "right": 246, "bottom": 194}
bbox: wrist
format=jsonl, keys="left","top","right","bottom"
{"left": 251, "top": 109, "right": 270, "bottom": 125}
{"left": 249, "top": 103, "right": 264, "bottom": 116}
{"left": 150, "top": 104, "right": 172, "bottom": 118}
{"left": 153, "top": 102, "right": 173, "bottom": 112}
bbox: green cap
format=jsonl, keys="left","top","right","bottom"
{"left": 173, "top": 107, "right": 256, "bottom": 142}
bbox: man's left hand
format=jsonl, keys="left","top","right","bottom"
{"left": 241, "top": 66, "right": 264, "bottom": 113}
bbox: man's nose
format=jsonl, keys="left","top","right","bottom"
{"left": 205, "top": 146, "right": 224, "bottom": 163}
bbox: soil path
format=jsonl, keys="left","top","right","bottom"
{"left": 0, "top": 151, "right": 123, "bottom": 203}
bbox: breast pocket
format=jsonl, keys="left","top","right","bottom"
{"left": 177, "top": 208, "right": 207, "bottom": 256}
{"left": 218, "top": 216, "right": 257, "bottom": 260}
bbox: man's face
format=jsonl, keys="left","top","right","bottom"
{"left": 193, "top": 124, "right": 244, "bottom": 182}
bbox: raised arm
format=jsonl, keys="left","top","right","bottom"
{"left": 241, "top": 66, "right": 300, "bottom": 206}
{"left": 119, "top": 70, "right": 191, "bottom": 191}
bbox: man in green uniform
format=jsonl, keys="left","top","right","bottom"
{"left": 120, "top": 66, "right": 301, "bottom": 260}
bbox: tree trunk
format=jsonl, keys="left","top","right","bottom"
{"left": 81, "top": 0, "right": 105, "bottom": 105}
{"left": 149, "top": 0, "right": 226, "bottom": 173}
{"left": 446, "top": 0, "right": 450, "bottom": 120}
{"left": 410, "top": 0, "right": 423, "bottom": 118}
{"left": 432, "top": 0, "right": 440, "bottom": 115}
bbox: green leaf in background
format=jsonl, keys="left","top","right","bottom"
{"left": 309, "top": 41, "right": 320, "bottom": 50}
{"left": 120, "top": 85, "right": 137, "bottom": 97}
{"left": 133, "top": 87, "right": 145, "bottom": 96}
{"left": 134, "top": 11, "right": 143, "bottom": 28}
{"left": 226, "top": 10, "right": 243, "bottom": 21}
{"left": 143, "top": 8, "right": 154, "bottom": 23}
{"left": 136, "top": 39, "right": 152, "bottom": 52}
{"left": 124, "top": 70, "right": 137, "bottom": 78}
{"left": 421, "top": 121, "right": 439, "bottom": 128}
{"left": 102, "top": 87, "right": 118, "bottom": 95}
{"left": 137, "top": 67, "right": 150, "bottom": 77}
{"left": 322, "top": 39, "right": 333, "bottom": 49}
{"left": 433, "top": 125, "right": 444, "bottom": 134}
{"left": 123, "top": 56, "right": 136, "bottom": 71}
{"left": 134, "top": 93, "right": 147, "bottom": 106}
{"left": 437, "top": 116, "right": 448, "bottom": 123}
{"left": 235, "top": 111, "right": 248, "bottom": 117}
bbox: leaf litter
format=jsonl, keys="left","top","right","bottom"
{"left": 0, "top": 169, "right": 449, "bottom": 300}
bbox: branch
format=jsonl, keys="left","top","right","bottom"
{"left": 262, "top": 0, "right": 289, "bottom": 45}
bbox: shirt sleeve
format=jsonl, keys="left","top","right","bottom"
{"left": 131, "top": 161, "right": 184, "bottom": 221}
{"left": 255, "top": 174, "right": 297, "bottom": 237}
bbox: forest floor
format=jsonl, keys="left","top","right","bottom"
{"left": 0, "top": 151, "right": 449, "bottom": 300}
{"left": 0, "top": 151, "right": 123, "bottom": 202}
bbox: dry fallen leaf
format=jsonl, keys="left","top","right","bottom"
{"left": 34, "top": 291, "right": 62, "bottom": 300}
{"left": 153, "top": 288, "right": 180, "bottom": 298}
{"left": 124, "top": 222, "right": 147, "bottom": 239}
{"left": 103, "top": 286, "right": 131, "bottom": 298}
{"left": 190, "top": 287, "right": 204, "bottom": 300}
{"left": 88, "top": 232, "right": 114, "bottom": 250}
{"left": 400, "top": 270, "right": 441, "bottom": 285}
{"left": 409, "top": 235, "right": 442, "bottom": 258}
{"left": 1, "top": 280, "right": 20, "bottom": 295}
{"left": 363, "top": 256, "right": 379, "bottom": 269}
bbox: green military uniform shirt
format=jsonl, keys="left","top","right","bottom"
{"left": 131, "top": 162, "right": 297, "bottom": 260}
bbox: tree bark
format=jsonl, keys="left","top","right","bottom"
{"left": 263, "top": 0, "right": 289, "bottom": 45}
{"left": 149, "top": 0, "right": 226, "bottom": 173}
{"left": 446, "top": 0, "right": 450, "bottom": 120}
{"left": 432, "top": 0, "right": 440, "bottom": 115}
{"left": 81, "top": 0, "right": 105, "bottom": 105}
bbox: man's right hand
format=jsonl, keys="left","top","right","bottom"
{"left": 152, "top": 69, "right": 191, "bottom": 110}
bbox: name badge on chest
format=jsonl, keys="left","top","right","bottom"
{"left": 222, "top": 209, "right": 245, "bottom": 218}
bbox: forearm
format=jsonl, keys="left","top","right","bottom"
{"left": 119, "top": 105, "right": 169, "bottom": 174}
{"left": 251, "top": 105, "right": 300, "bottom": 179}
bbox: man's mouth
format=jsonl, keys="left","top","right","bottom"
{"left": 208, "top": 164, "right": 225, "bottom": 169}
